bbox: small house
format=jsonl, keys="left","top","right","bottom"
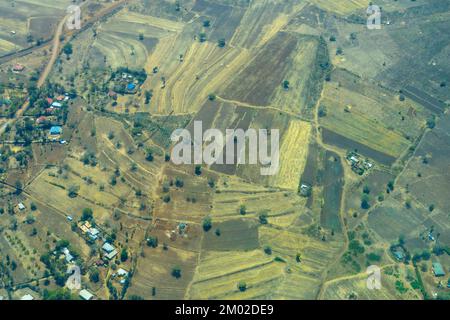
{"left": 108, "top": 91, "right": 118, "bottom": 99}
{"left": 127, "top": 83, "right": 136, "bottom": 91}
{"left": 432, "top": 262, "right": 445, "bottom": 277}
{"left": 12, "top": 64, "right": 25, "bottom": 72}
{"left": 46, "top": 98, "right": 53, "bottom": 105}
{"left": 102, "top": 242, "right": 115, "bottom": 253}
{"left": 62, "top": 247, "right": 73, "bottom": 263}
{"left": 79, "top": 289, "right": 94, "bottom": 301}
{"left": 88, "top": 228, "right": 99, "bottom": 240}
{"left": 300, "top": 184, "right": 312, "bottom": 197}
{"left": 102, "top": 242, "right": 117, "bottom": 260}
{"left": 18, "top": 203, "right": 25, "bottom": 211}
{"left": 67, "top": 215, "right": 73, "bottom": 222}
{"left": 117, "top": 268, "right": 128, "bottom": 277}
{"left": 56, "top": 95, "right": 65, "bottom": 101}
{"left": 49, "top": 126, "right": 62, "bottom": 136}
{"left": 51, "top": 102, "right": 62, "bottom": 108}
{"left": 36, "top": 116, "right": 47, "bottom": 124}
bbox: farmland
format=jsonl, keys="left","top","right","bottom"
{"left": 0, "top": 0, "right": 449, "bottom": 302}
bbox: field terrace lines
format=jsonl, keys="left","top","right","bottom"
{"left": 143, "top": 40, "right": 251, "bottom": 114}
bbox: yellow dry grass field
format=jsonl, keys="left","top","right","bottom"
{"left": 307, "top": 0, "right": 369, "bottom": 15}
{"left": 211, "top": 187, "right": 305, "bottom": 221}
{"left": 187, "top": 250, "right": 285, "bottom": 299}
{"left": 115, "top": 10, "right": 185, "bottom": 33}
{"left": 272, "top": 120, "right": 311, "bottom": 190}
{"left": 142, "top": 39, "right": 251, "bottom": 114}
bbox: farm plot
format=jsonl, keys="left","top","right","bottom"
{"left": 318, "top": 74, "right": 420, "bottom": 161}
{"left": 0, "top": 0, "right": 65, "bottom": 55}
{"left": 258, "top": 225, "right": 344, "bottom": 297}
{"left": 307, "top": 0, "right": 368, "bottom": 15}
{"left": 320, "top": 151, "right": 343, "bottom": 231}
{"left": 211, "top": 185, "right": 305, "bottom": 225}
{"left": 396, "top": 114, "right": 450, "bottom": 214}
{"left": 143, "top": 39, "right": 249, "bottom": 114}
{"left": 192, "top": 0, "right": 246, "bottom": 42}
{"left": 202, "top": 218, "right": 259, "bottom": 251}
{"left": 367, "top": 197, "right": 428, "bottom": 244}
{"left": 127, "top": 245, "right": 199, "bottom": 300}
{"left": 222, "top": 32, "right": 301, "bottom": 107}
{"left": 322, "top": 267, "right": 421, "bottom": 300}
{"left": 270, "top": 120, "right": 312, "bottom": 190}
{"left": 187, "top": 249, "right": 284, "bottom": 300}
{"left": 230, "top": 0, "right": 305, "bottom": 49}
{"left": 151, "top": 165, "right": 215, "bottom": 223}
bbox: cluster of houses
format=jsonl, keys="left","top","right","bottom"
{"left": 166, "top": 222, "right": 190, "bottom": 241}
{"left": 78, "top": 220, "right": 100, "bottom": 241}
{"left": 102, "top": 242, "right": 118, "bottom": 261}
{"left": 346, "top": 151, "right": 373, "bottom": 175}
{"left": 111, "top": 72, "right": 140, "bottom": 95}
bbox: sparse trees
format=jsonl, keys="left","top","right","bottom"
{"left": 202, "top": 216, "right": 212, "bottom": 232}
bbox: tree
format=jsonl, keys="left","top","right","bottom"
{"left": 361, "top": 194, "right": 370, "bottom": 209}
{"left": 363, "top": 185, "right": 370, "bottom": 194}
{"left": 175, "top": 177, "right": 184, "bottom": 188}
{"left": 90, "top": 269, "right": 100, "bottom": 283}
{"left": 264, "top": 246, "right": 272, "bottom": 255}
{"left": 282, "top": 80, "right": 290, "bottom": 90}
{"left": 203, "top": 20, "right": 210, "bottom": 27}
{"left": 239, "top": 205, "right": 246, "bottom": 215}
{"left": 120, "top": 248, "right": 128, "bottom": 262}
{"left": 171, "top": 267, "right": 181, "bottom": 279}
{"left": 195, "top": 165, "right": 202, "bottom": 176}
{"left": 259, "top": 213, "right": 268, "bottom": 224}
{"left": 202, "top": 217, "right": 212, "bottom": 232}
{"left": 63, "top": 43, "right": 73, "bottom": 57}
{"left": 387, "top": 180, "right": 395, "bottom": 191}
{"left": 238, "top": 281, "right": 247, "bottom": 292}
{"left": 218, "top": 39, "right": 226, "bottom": 48}
{"left": 81, "top": 208, "right": 93, "bottom": 221}
{"left": 67, "top": 185, "right": 79, "bottom": 198}
{"left": 199, "top": 33, "right": 207, "bottom": 42}
{"left": 138, "top": 33, "right": 144, "bottom": 41}
{"left": 318, "top": 105, "right": 327, "bottom": 117}
{"left": 144, "top": 90, "right": 153, "bottom": 104}
{"left": 26, "top": 213, "right": 35, "bottom": 224}
{"left": 15, "top": 180, "right": 22, "bottom": 195}
{"left": 147, "top": 236, "right": 158, "bottom": 248}
{"left": 426, "top": 117, "right": 436, "bottom": 129}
